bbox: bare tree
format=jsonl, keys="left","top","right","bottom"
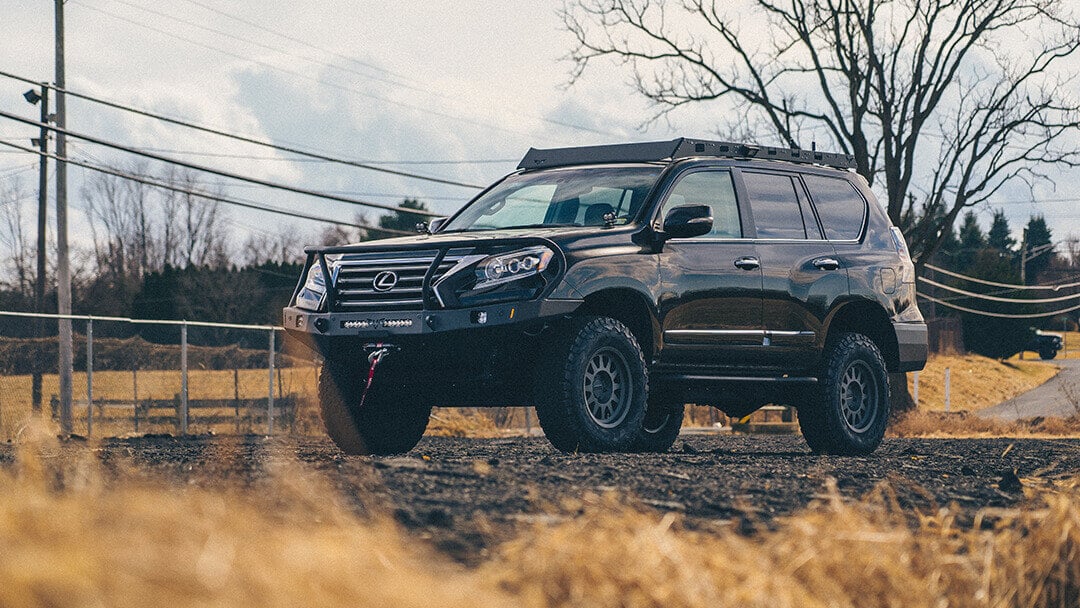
{"left": 242, "top": 226, "right": 305, "bottom": 266}
{"left": 0, "top": 178, "right": 34, "bottom": 295}
{"left": 562, "top": 0, "right": 1080, "bottom": 264}
{"left": 158, "top": 167, "right": 230, "bottom": 268}
{"left": 82, "top": 162, "right": 234, "bottom": 279}
{"left": 319, "top": 212, "right": 371, "bottom": 246}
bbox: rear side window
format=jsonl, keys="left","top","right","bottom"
{"left": 803, "top": 175, "right": 867, "bottom": 240}
{"left": 742, "top": 172, "right": 813, "bottom": 239}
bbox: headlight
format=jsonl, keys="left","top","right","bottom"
{"left": 473, "top": 246, "right": 555, "bottom": 291}
{"left": 295, "top": 259, "right": 335, "bottom": 311}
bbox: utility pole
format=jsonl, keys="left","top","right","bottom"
{"left": 33, "top": 85, "right": 48, "bottom": 414}
{"left": 55, "top": 0, "right": 73, "bottom": 436}
{"left": 1021, "top": 229, "right": 1027, "bottom": 285}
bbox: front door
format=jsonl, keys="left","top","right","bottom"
{"left": 657, "top": 169, "right": 763, "bottom": 370}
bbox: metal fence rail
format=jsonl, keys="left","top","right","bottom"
{"left": 0, "top": 310, "right": 313, "bottom": 440}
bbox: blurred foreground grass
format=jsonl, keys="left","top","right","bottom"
{"left": 2, "top": 425, "right": 1078, "bottom": 607}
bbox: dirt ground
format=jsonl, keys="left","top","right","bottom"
{"left": 3, "top": 434, "right": 1077, "bottom": 565}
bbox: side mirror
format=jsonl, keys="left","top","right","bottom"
{"left": 661, "top": 205, "right": 713, "bottom": 240}
{"left": 417, "top": 217, "right": 448, "bottom": 234}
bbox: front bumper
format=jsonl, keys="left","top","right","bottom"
{"left": 894, "top": 322, "right": 928, "bottom": 372}
{"left": 283, "top": 297, "right": 582, "bottom": 347}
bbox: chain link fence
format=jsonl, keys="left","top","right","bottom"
{"left": 0, "top": 311, "right": 322, "bottom": 441}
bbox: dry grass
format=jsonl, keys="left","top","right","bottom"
{"left": 0, "top": 426, "right": 503, "bottom": 608}
{"left": 488, "top": 483, "right": 1080, "bottom": 608}
{"left": 889, "top": 409, "right": 1080, "bottom": 438}
{"left": 427, "top": 408, "right": 501, "bottom": 438}
{"left": 908, "top": 353, "right": 1058, "bottom": 412}
{"left": 3, "top": 426, "right": 1079, "bottom": 607}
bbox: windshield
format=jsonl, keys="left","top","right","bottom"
{"left": 442, "top": 166, "right": 663, "bottom": 232}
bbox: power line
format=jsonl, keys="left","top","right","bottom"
{"left": 987, "top": 196, "right": 1080, "bottom": 205}
{"left": 917, "top": 292, "right": 1080, "bottom": 319}
{"left": 179, "top": 0, "right": 406, "bottom": 80}
{"left": 0, "top": 138, "right": 411, "bottom": 236}
{"left": 66, "top": 145, "right": 473, "bottom": 203}
{"left": 919, "top": 276, "right": 1080, "bottom": 304}
{"left": 0, "top": 109, "right": 441, "bottom": 218}
{"left": 67, "top": 0, "right": 561, "bottom": 144}
{"left": 104, "top": 0, "right": 419, "bottom": 92}
{"left": 924, "top": 263, "right": 1080, "bottom": 291}
{"left": 103, "top": 147, "right": 516, "bottom": 165}
{"left": 170, "top": 0, "right": 620, "bottom": 138}
{"left": 0, "top": 69, "right": 484, "bottom": 190}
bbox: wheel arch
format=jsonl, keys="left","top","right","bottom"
{"left": 823, "top": 299, "right": 900, "bottom": 372}
{"left": 577, "top": 288, "right": 659, "bottom": 362}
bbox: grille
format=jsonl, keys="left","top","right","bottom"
{"left": 330, "top": 249, "right": 463, "bottom": 311}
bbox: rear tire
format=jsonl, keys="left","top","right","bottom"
{"left": 632, "top": 399, "right": 684, "bottom": 452}
{"left": 319, "top": 359, "right": 431, "bottom": 456}
{"left": 535, "top": 316, "right": 649, "bottom": 453}
{"left": 798, "top": 332, "right": 889, "bottom": 455}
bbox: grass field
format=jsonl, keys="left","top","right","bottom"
{"left": 908, "top": 353, "right": 1059, "bottom": 412}
{"left": 2, "top": 430, "right": 1077, "bottom": 607}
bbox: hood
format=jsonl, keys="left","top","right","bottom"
{"left": 308, "top": 225, "right": 636, "bottom": 254}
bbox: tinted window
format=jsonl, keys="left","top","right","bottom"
{"left": 803, "top": 175, "right": 867, "bottom": 240}
{"left": 659, "top": 171, "right": 741, "bottom": 238}
{"left": 742, "top": 172, "right": 810, "bottom": 239}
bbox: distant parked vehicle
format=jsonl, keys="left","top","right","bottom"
{"left": 1027, "top": 329, "right": 1063, "bottom": 360}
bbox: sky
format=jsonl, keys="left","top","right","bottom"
{"left": 1, "top": 0, "right": 1078, "bottom": 259}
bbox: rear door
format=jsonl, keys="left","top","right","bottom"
{"left": 738, "top": 169, "right": 847, "bottom": 372}
{"left": 657, "top": 168, "right": 764, "bottom": 370}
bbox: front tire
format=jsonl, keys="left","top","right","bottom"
{"left": 535, "top": 316, "right": 649, "bottom": 453}
{"left": 799, "top": 333, "right": 889, "bottom": 455}
{"left": 319, "top": 359, "right": 431, "bottom": 456}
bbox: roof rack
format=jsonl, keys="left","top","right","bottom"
{"left": 517, "top": 138, "right": 857, "bottom": 171}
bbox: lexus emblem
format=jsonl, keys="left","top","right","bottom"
{"left": 372, "top": 271, "right": 399, "bottom": 292}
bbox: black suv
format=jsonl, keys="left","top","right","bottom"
{"left": 284, "top": 139, "right": 927, "bottom": 456}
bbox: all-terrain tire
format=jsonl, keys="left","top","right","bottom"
{"left": 798, "top": 332, "right": 890, "bottom": 455}
{"left": 535, "top": 316, "right": 649, "bottom": 453}
{"left": 631, "top": 399, "right": 685, "bottom": 453}
{"left": 318, "top": 360, "right": 431, "bottom": 456}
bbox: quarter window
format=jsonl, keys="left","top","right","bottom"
{"left": 659, "top": 171, "right": 742, "bottom": 238}
{"left": 803, "top": 175, "right": 867, "bottom": 240}
{"left": 742, "top": 172, "right": 813, "bottom": 239}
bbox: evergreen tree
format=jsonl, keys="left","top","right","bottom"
{"left": 959, "top": 249, "right": 1032, "bottom": 359}
{"left": 955, "top": 211, "right": 985, "bottom": 271}
{"left": 1022, "top": 215, "right": 1055, "bottom": 284}
{"left": 987, "top": 209, "right": 1016, "bottom": 254}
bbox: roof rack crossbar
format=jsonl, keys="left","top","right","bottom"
{"left": 517, "top": 138, "right": 857, "bottom": 171}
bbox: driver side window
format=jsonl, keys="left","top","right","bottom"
{"left": 659, "top": 171, "right": 742, "bottom": 239}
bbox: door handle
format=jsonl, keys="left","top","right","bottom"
{"left": 734, "top": 256, "right": 760, "bottom": 271}
{"left": 813, "top": 258, "right": 841, "bottom": 271}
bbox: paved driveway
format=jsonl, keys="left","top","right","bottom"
{"left": 978, "top": 357, "right": 1080, "bottom": 421}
